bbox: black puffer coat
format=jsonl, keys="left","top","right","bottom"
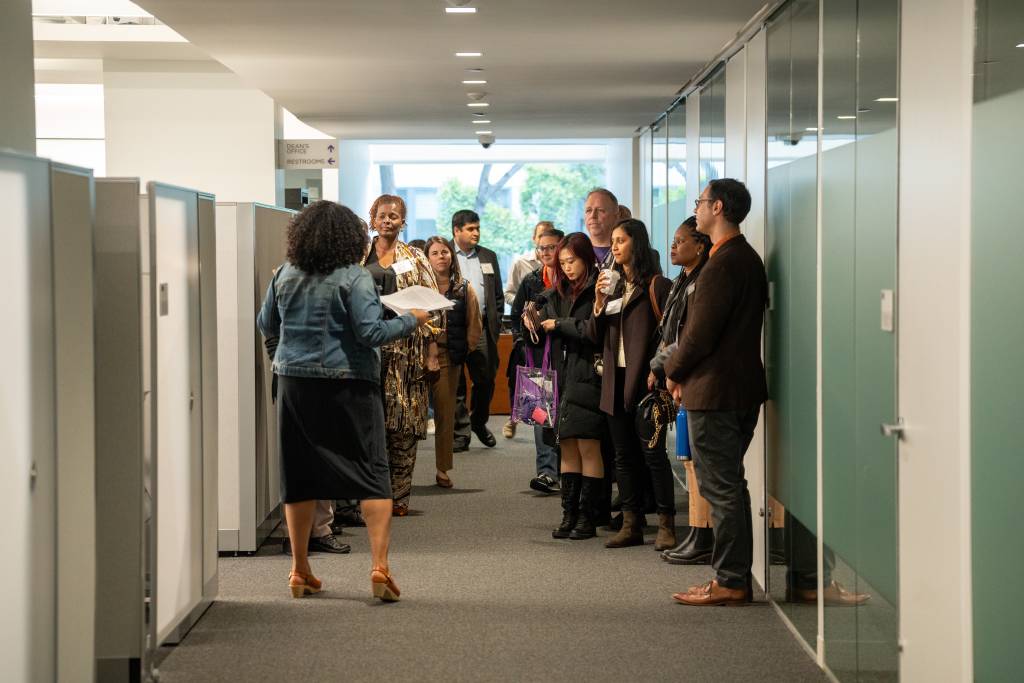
{"left": 544, "top": 277, "right": 605, "bottom": 440}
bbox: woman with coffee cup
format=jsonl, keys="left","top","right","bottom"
{"left": 587, "top": 219, "right": 677, "bottom": 550}
{"left": 539, "top": 233, "right": 604, "bottom": 539}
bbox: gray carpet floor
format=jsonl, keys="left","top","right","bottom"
{"left": 157, "top": 417, "right": 827, "bottom": 682}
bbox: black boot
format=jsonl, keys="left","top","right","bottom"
{"left": 660, "top": 526, "right": 713, "bottom": 564}
{"left": 552, "top": 473, "right": 582, "bottom": 539}
{"left": 570, "top": 476, "right": 600, "bottom": 540}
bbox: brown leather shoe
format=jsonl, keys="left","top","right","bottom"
{"left": 392, "top": 504, "right": 409, "bottom": 517}
{"left": 793, "top": 580, "right": 871, "bottom": 606}
{"left": 673, "top": 580, "right": 747, "bottom": 606}
{"left": 604, "top": 511, "right": 644, "bottom": 548}
{"left": 436, "top": 472, "right": 453, "bottom": 488}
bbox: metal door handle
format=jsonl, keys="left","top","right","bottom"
{"left": 881, "top": 418, "right": 905, "bottom": 439}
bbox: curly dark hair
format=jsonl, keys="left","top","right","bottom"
{"left": 286, "top": 200, "right": 368, "bottom": 275}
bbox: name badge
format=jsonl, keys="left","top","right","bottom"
{"left": 605, "top": 298, "right": 623, "bottom": 315}
{"left": 481, "top": 262, "right": 495, "bottom": 275}
{"left": 392, "top": 259, "right": 414, "bottom": 275}
{"left": 686, "top": 282, "right": 696, "bottom": 296}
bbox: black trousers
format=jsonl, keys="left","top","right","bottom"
{"left": 606, "top": 370, "right": 675, "bottom": 516}
{"left": 455, "top": 333, "right": 498, "bottom": 439}
{"left": 688, "top": 407, "right": 760, "bottom": 590}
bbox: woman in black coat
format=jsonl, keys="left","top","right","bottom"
{"left": 540, "top": 233, "right": 604, "bottom": 540}
{"left": 588, "top": 219, "right": 676, "bottom": 551}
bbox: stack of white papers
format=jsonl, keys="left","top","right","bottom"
{"left": 380, "top": 285, "right": 455, "bottom": 315}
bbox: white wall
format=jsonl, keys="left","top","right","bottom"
{"left": 104, "top": 68, "right": 276, "bottom": 203}
{"left": 898, "top": 0, "right": 974, "bottom": 679}
{"left": 1, "top": 0, "right": 36, "bottom": 153}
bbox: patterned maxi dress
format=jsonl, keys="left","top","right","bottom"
{"left": 362, "top": 238, "right": 443, "bottom": 507}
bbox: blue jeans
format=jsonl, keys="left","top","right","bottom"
{"left": 534, "top": 425, "right": 558, "bottom": 478}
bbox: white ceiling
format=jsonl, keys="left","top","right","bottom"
{"left": 132, "top": 0, "right": 768, "bottom": 140}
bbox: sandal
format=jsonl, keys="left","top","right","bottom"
{"left": 371, "top": 567, "right": 401, "bottom": 602}
{"left": 288, "top": 570, "right": 322, "bottom": 599}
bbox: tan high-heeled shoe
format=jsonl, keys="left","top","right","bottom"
{"left": 371, "top": 567, "right": 400, "bottom": 602}
{"left": 289, "top": 570, "right": 322, "bottom": 599}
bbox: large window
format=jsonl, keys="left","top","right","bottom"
{"left": 380, "top": 161, "right": 604, "bottom": 282}
{"left": 666, "top": 101, "right": 687, "bottom": 277}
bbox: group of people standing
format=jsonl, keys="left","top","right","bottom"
{"left": 258, "top": 177, "right": 769, "bottom": 607}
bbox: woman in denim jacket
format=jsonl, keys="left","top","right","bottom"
{"left": 258, "top": 201, "right": 429, "bottom": 602}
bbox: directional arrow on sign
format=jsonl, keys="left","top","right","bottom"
{"left": 328, "top": 157, "right": 336, "bottom": 165}
{"left": 328, "top": 144, "right": 335, "bottom": 153}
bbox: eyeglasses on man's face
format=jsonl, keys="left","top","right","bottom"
{"left": 694, "top": 198, "right": 714, "bottom": 209}
{"left": 537, "top": 244, "right": 558, "bottom": 253}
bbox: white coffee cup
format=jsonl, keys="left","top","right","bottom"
{"left": 600, "top": 268, "right": 621, "bottom": 295}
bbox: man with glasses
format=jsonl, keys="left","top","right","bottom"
{"left": 510, "top": 228, "right": 565, "bottom": 493}
{"left": 665, "top": 179, "right": 768, "bottom": 606}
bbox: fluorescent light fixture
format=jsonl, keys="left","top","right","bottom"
{"left": 837, "top": 115, "right": 857, "bottom": 120}
{"left": 446, "top": 7, "right": 477, "bottom": 13}
{"left": 805, "top": 127, "right": 819, "bottom": 132}
{"left": 875, "top": 97, "right": 899, "bottom": 102}
{"left": 462, "top": 80, "right": 487, "bottom": 84}
{"left": 472, "top": 120, "right": 491, "bottom": 124}
{"left": 467, "top": 102, "right": 489, "bottom": 107}
{"left": 475, "top": 131, "right": 493, "bottom": 135}
{"left": 1017, "top": 43, "right": 1024, "bottom": 48}
{"left": 465, "top": 67, "right": 485, "bottom": 72}
{"left": 455, "top": 52, "right": 482, "bottom": 57}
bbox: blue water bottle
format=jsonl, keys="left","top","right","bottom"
{"left": 675, "top": 405, "right": 691, "bottom": 460}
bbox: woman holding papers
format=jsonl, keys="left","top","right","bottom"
{"left": 257, "top": 200, "right": 429, "bottom": 601}
{"left": 362, "top": 194, "right": 443, "bottom": 516}
{"left": 423, "top": 236, "right": 482, "bottom": 488}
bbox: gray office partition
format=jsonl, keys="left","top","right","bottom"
{"left": 147, "top": 182, "right": 218, "bottom": 649}
{"left": 50, "top": 162, "right": 98, "bottom": 683}
{"left": 0, "top": 150, "right": 58, "bottom": 682}
{"left": 215, "top": 202, "right": 291, "bottom": 553}
{"left": 93, "top": 178, "right": 153, "bottom": 682}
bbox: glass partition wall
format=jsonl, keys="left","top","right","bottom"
{"left": 820, "top": 1, "right": 900, "bottom": 680}
{"left": 763, "top": 0, "right": 820, "bottom": 648}
{"left": 666, "top": 102, "right": 687, "bottom": 278}
{"left": 639, "top": 1, "right": 902, "bottom": 678}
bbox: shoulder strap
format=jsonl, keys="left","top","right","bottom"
{"left": 648, "top": 277, "right": 663, "bottom": 321}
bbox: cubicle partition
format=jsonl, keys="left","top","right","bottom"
{"left": 147, "top": 182, "right": 219, "bottom": 647}
{"left": 216, "top": 202, "right": 292, "bottom": 553}
{"left": 94, "top": 179, "right": 219, "bottom": 680}
{"left": 0, "top": 151, "right": 98, "bottom": 682}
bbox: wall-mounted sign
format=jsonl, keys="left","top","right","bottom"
{"left": 278, "top": 139, "right": 339, "bottom": 170}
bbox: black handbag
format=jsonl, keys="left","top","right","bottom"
{"left": 635, "top": 389, "right": 675, "bottom": 449}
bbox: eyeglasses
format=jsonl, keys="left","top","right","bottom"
{"left": 537, "top": 245, "right": 558, "bottom": 253}
{"left": 694, "top": 198, "right": 714, "bottom": 208}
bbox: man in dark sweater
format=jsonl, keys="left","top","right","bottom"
{"left": 664, "top": 178, "right": 768, "bottom": 606}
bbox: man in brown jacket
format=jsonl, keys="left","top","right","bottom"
{"left": 664, "top": 178, "right": 768, "bottom": 606}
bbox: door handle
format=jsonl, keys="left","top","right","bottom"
{"left": 881, "top": 418, "right": 905, "bottom": 439}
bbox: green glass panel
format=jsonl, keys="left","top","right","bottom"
{"left": 764, "top": 0, "right": 820, "bottom": 650}
{"left": 821, "top": 1, "right": 900, "bottom": 679}
{"left": 972, "top": 0, "right": 1024, "bottom": 678}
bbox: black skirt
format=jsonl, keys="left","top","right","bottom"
{"left": 277, "top": 375, "right": 392, "bottom": 503}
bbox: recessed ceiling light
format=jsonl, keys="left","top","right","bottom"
{"left": 875, "top": 97, "right": 899, "bottom": 102}
{"left": 455, "top": 52, "right": 482, "bottom": 57}
{"left": 465, "top": 67, "right": 485, "bottom": 73}
{"left": 805, "top": 127, "right": 819, "bottom": 132}
{"left": 462, "top": 80, "right": 487, "bottom": 84}
{"left": 837, "top": 115, "right": 857, "bottom": 120}
{"left": 467, "top": 102, "right": 489, "bottom": 107}
{"left": 475, "top": 131, "right": 493, "bottom": 135}
{"left": 472, "top": 120, "right": 491, "bottom": 124}
{"left": 446, "top": 7, "right": 477, "bottom": 13}
{"left": 1017, "top": 43, "right": 1024, "bottom": 48}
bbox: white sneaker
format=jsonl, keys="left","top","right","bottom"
{"left": 427, "top": 418, "right": 436, "bottom": 435}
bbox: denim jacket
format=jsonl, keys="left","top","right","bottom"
{"left": 257, "top": 262, "right": 416, "bottom": 382}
